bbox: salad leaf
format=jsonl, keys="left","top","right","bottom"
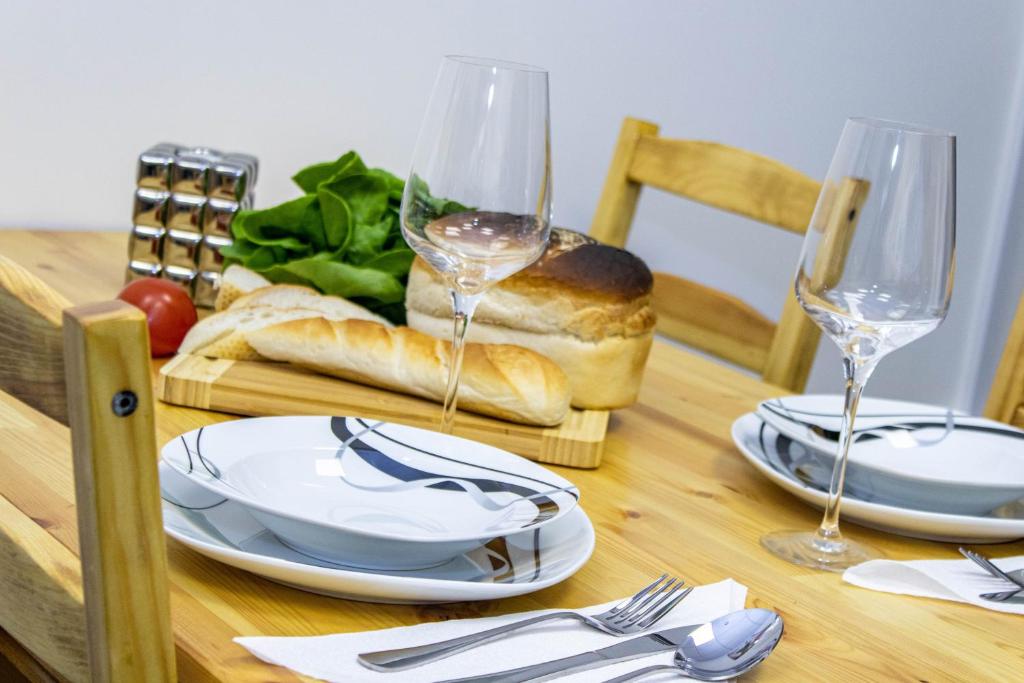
{"left": 226, "top": 151, "right": 464, "bottom": 324}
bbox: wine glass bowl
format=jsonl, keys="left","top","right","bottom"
{"left": 404, "top": 209, "right": 549, "bottom": 294}
{"left": 400, "top": 56, "right": 552, "bottom": 433}
{"left": 762, "top": 117, "right": 956, "bottom": 571}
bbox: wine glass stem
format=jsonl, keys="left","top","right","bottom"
{"left": 815, "top": 355, "right": 877, "bottom": 550}
{"left": 439, "top": 289, "right": 483, "bottom": 434}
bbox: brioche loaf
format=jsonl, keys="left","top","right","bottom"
{"left": 248, "top": 318, "right": 571, "bottom": 426}
{"left": 405, "top": 228, "right": 656, "bottom": 409}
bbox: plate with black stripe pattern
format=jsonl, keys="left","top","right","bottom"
{"left": 161, "top": 416, "right": 580, "bottom": 570}
{"left": 732, "top": 413, "right": 1024, "bottom": 543}
{"left": 160, "top": 461, "right": 594, "bottom": 603}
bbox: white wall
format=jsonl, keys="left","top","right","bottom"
{"left": 2, "top": 0, "right": 1021, "bottom": 411}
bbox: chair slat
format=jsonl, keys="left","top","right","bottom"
{"left": 63, "top": 301, "right": 176, "bottom": 683}
{"left": 0, "top": 255, "right": 71, "bottom": 424}
{"left": 0, "top": 491, "right": 88, "bottom": 682}
{"left": 984, "top": 293, "right": 1024, "bottom": 424}
{"left": 628, "top": 137, "right": 821, "bottom": 234}
{"left": 652, "top": 272, "right": 775, "bottom": 372}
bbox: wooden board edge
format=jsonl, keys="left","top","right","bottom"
{"left": 159, "top": 355, "right": 610, "bottom": 469}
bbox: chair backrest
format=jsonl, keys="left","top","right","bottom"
{"left": 589, "top": 117, "right": 867, "bottom": 392}
{"left": 0, "top": 256, "right": 175, "bottom": 682}
{"left": 985, "top": 292, "right": 1024, "bottom": 428}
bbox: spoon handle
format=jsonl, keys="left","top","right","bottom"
{"left": 600, "top": 664, "right": 677, "bottom": 683}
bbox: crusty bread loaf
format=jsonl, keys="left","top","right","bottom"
{"left": 182, "top": 284, "right": 389, "bottom": 360}
{"left": 178, "top": 306, "right": 327, "bottom": 360}
{"left": 229, "top": 284, "right": 392, "bottom": 327}
{"left": 248, "top": 317, "right": 571, "bottom": 426}
{"left": 405, "top": 228, "right": 656, "bottom": 409}
{"left": 215, "top": 265, "right": 271, "bottom": 311}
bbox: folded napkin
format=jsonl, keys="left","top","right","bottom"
{"left": 843, "top": 555, "right": 1024, "bottom": 615}
{"left": 236, "top": 579, "right": 747, "bottom": 683}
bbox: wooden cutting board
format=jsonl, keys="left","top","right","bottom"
{"left": 156, "top": 354, "right": 609, "bottom": 468}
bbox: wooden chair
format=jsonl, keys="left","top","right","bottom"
{"left": 590, "top": 117, "right": 867, "bottom": 392}
{"left": 0, "top": 255, "right": 175, "bottom": 682}
{"left": 985, "top": 292, "right": 1024, "bottom": 428}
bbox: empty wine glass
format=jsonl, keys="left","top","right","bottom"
{"left": 400, "top": 56, "right": 552, "bottom": 433}
{"left": 761, "top": 117, "right": 956, "bottom": 571}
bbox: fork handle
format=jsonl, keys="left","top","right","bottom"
{"left": 357, "top": 612, "right": 581, "bottom": 671}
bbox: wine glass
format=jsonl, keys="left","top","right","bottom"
{"left": 400, "top": 56, "right": 552, "bottom": 433}
{"left": 761, "top": 118, "right": 956, "bottom": 571}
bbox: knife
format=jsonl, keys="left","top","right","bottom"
{"left": 436, "top": 623, "right": 701, "bottom": 683}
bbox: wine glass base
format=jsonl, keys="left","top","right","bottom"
{"left": 760, "top": 530, "right": 882, "bottom": 572}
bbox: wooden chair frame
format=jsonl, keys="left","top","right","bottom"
{"left": 589, "top": 117, "right": 866, "bottom": 392}
{"left": 0, "top": 256, "right": 175, "bottom": 682}
{"left": 985, "top": 292, "right": 1024, "bottom": 427}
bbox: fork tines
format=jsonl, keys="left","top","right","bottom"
{"left": 604, "top": 574, "right": 693, "bottom": 632}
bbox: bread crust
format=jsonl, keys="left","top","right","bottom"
{"left": 248, "top": 318, "right": 571, "bottom": 426}
{"left": 405, "top": 228, "right": 656, "bottom": 407}
{"left": 408, "top": 310, "right": 651, "bottom": 409}
{"left": 406, "top": 228, "right": 656, "bottom": 342}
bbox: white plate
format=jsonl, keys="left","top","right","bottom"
{"left": 731, "top": 413, "right": 1024, "bottom": 543}
{"left": 161, "top": 416, "right": 579, "bottom": 570}
{"left": 160, "top": 462, "right": 594, "bottom": 604}
{"left": 757, "top": 395, "right": 1024, "bottom": 515}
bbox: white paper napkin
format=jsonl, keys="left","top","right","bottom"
{"left": 843, "top": 555, "right": 1024, "bottom": 615}
{"left": 235, "top": 579, "right": 747, "bottom": 683}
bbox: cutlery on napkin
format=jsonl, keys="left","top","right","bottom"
{"left": 843, "top": 555, "right": 1024, "bottom": 614}
{"left": 234, "top": 579, "right": 747, "bottom": 683}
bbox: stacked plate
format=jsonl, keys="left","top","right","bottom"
{"left": 160, "top": 416, "right": 593, "bottom": 603}
{"left": 733, "top": 395, "right": 1024, "bottom": 543}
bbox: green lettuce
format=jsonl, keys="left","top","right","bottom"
{"left": 221, "top": 151, "right": 462, "bottom": 324}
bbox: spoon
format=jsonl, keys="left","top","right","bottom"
{"left": 600, "top": 608, "right": 783, "bottom": 682}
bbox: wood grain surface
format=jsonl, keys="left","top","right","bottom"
{"left": 0, "top": 230, "right": 1022, "bottom": 682}
{"left": 158, "top": 353, "right": 609, "bottom": 468}
{"left": 63, "top": 301, "right": 176, "bottom": 682}
{"left": 0, "top": 254, "right": 72, "bottom": 422}
{"left": 985, "top": 291, "right": 1024, "bottom": 427}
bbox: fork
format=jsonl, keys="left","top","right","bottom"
{"left": 959, "top": 548, "right": 1024, "bottom": 602}
{"left": 357, "top": 574, "right": 692, "bottom": 672}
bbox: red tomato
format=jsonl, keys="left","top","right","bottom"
{"left": 117, "top": 278, "right": 198, "bottom": 357}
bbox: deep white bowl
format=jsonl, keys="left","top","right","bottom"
{"left": 757, "top": 395, "right": 1024, "bottom": 516}
{"left": 161, "top": 416, "right": 579, "bottom": 569}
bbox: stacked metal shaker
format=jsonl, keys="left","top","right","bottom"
{"left": 127, "top": 145, "right": 257, "bottom": 307}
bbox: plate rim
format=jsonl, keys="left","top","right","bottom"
{"left": 162, "top": 486, "right": 596, "bottom": 599}
{"left": 760, "top": 395, "right": 1024, "bottom": 490}
{"left": 731, "top": 412, "right": 1024, "bottom": 539}
{"left": 160, "top": 415, "right": 581, "bottom": 545}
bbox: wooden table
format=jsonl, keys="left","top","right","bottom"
{"left": 1, "top": 229, "right": 1021, "bottom": 681}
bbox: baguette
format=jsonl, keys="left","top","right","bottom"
{"left": 178, "top": 306, "right": 327, "bottom": 360}
{"left": 215, "top": 265, "right": 271, "bottom": 311}
{"left": 229, "top": 284, "right": 391, "bottom": 327}
{"left": 248, "top": 317, "right": 571, "bottom": 426}
{"left": 181, "top": 284, "right": 390, "bottom": 360}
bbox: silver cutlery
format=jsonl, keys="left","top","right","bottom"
{"left": 980, "top": 586, "right": 1024, "bottom": 602}
{"left": 960, "top": 547, "right": 1024, "bottom": 602}
{"left": 435, "top": 609, "right": 775, "bottom": 683}
{"left": 358, "top": 574, "right": 691, "bottom": 672}
{"left": 600, "top": 608, "right": 783, "bottom": 682}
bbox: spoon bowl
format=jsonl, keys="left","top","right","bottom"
{"left": 602, "top": 608, "right": 783, "bottom": 682}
